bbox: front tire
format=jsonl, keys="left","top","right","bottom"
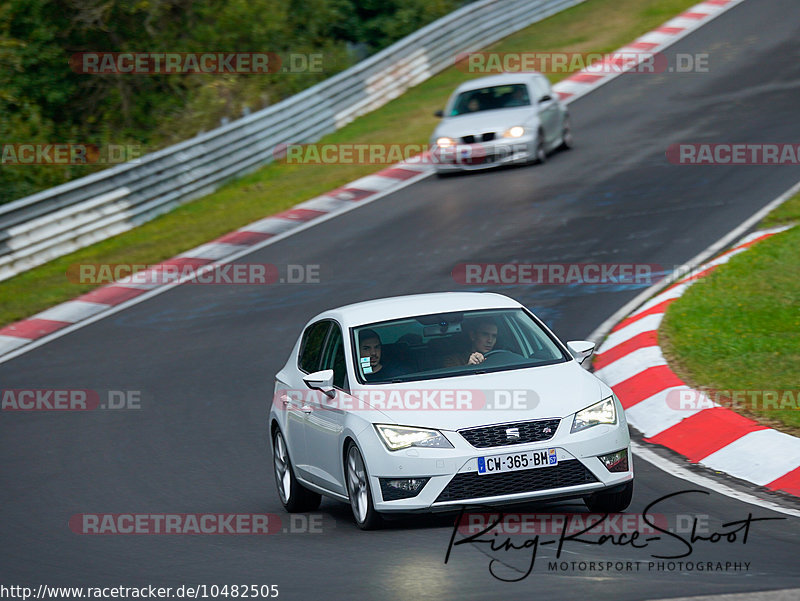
{"left": 533, "top": 131, "right": 547, "bottom": 164}
{"left": 584, "top": 480, "right": 633, "bottom": 513}
{"left": 345, "top": 442, "right": 382, "bottom": 530}
{"left": 559, "top": 115, "right": 573, "bottom": 150}
{"left": 272, "top": 429, "right": 321, "bottom": 512}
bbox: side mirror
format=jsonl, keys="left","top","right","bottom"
{"left": 567, "top": 340, "right": 595, "bottom": 365}
{"left": 434, "top": 109, "right": 444, "bottom": 118}
{"left": 539, "top": 94, "right": 552, "bottom": 103}
{"left": 303, "top": 369, "right": 336, "bottom": 398}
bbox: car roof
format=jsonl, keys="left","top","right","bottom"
{"left": 312, "top": 292, "right": 523, "bottom": 328}
{"left": 454, "top": 73, "right": 541, "bottom": 93}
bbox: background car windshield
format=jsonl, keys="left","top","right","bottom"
{"left": 450, "top": 84, "right": 530, "bottom": 116}
{"left": 352, "top": 308, "right": 567, "bottom": 383}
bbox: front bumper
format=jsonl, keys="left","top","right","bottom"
{"left": 431, "top": 136, "right": 535, "bottom": 172}
{"left": 360, "top": 419, "right": 633, "bottom": 512}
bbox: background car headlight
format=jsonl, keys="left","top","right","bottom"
{"left": 571, "top": 396, "right": 617, "bottom": 433}
{"left": 502, "top": 126, "right": 525, "bottom": 138}
{"left": 374, "top": 424, "right": 454, "bottom": 450}
{"left": 436, "top": 136, "right": 456, "bottom": 147}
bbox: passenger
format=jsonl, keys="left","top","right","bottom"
{"left": 442, "top": 318, "right": 498, "bottom": 367}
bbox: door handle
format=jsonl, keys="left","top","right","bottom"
{"left": 301, "top": 405, "right": 313, "bottom": 414}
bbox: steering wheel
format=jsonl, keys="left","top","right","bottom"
{"left": 479, "top": 349, "right": 523, "bottom": 366}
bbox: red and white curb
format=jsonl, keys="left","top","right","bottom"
{"left": 593, "top": 225, "right": 800, "bottom": 497}
{"left": 0, "top": 160, "right": 431, "bottom": 358}
{"left": 0, "top": 0, "right": 747, "bottom": 361}
{"left": 551, "top": 0, "right": 746, "bottom": 102}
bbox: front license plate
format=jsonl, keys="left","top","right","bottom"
{"left": 477, "top": 449, "right": 558, "bottom": 475}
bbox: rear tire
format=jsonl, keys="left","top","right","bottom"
{"left": 584, "top": 480, "right": 633, "bottom": 513}
{"left": 345, "top": 442, "right": 383, "bottom": 530}
{"left": 272, "top": 429, "right": 321, "bottom": 512}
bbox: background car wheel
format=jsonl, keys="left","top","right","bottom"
{"left": 345, "top": 442, "right": 382, "bottom": 530}
{"left": 559, "top": 116, "right": 573, "bottom": 150}
{"left": 534, "top": 131, "right": 547, "bottom": 164}
{"left": 272, "top": 429, "right": 321, "bottom": 512}
{"left": 584, "top": 480, "right": 633, "bottom": 513}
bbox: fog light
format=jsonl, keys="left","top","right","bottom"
{"left": 598, "top": 449, "right": 629, "bottom": 472}
{"left": 379, "top": 477, "right": 430, "bottom": 501}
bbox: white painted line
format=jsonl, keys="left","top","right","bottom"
{"left": 632, "top": 441, "right": 800, "bottom": 518}
{"left": 178, "top": 242, "right": 250, "bottom": 260}
{"left": 295, "top": 196, "right": 355, "bottom": 213}
{"left": 0, "top": 335, "right": 32, "bottom": 354}
{"left": 34, "top": 300, "right": 110, "bottom": 324}
{"left": 627, "top": 283, "right": 688, "bottom": 319}
{"left": 594, "top": 345, "right": 667, "bottom": 387}
{"left": 394, "top": 162, "right": 432, "bottom": 173}
{"left": 346, "top": 174, "right": 403, "bottom": 192}
{"left": 664, "top": 16, "right": 705, "bottom": 29}
{"left": 625, "top": 386, "right": 711, "bottom": 438}
{"left": 699, "top": 429, "right": 800, "bottom": 486}
{"left": 243, "top": 217, "right": 305, "bottom": 235}
{"left": 598, "top": 312, "right": 662, "bottom": 353}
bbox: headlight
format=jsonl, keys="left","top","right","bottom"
{"left": 374, "top": 424, "right": 454, "bottom": 451}
{"left": 436, "top": 136, "right": 456, "bottom": 147}
{"left": 571, "top": 396, "right": 617, "bottom": 433}
{"left": 502, "top": 126, "right": 525, "bottom": 138}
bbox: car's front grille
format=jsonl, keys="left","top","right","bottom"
{"left": 460, "top": 132, "right": 496, "bottom": 144}
{"left": 435, "top": 460, "right": 596, "bottom": 503}
{"left": 459, "top": 419, "right": 560, "bottom": 448}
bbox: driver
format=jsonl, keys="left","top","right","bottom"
{"left": 358, "top": 329, "right": 402, "bottom": 381}
{"left": 443, "top": 317, "right": 498, "bottom": 367}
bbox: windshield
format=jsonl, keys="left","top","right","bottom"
{"left": 351, "top": 308, "right": 568, "bottom": 384}
{"left": 450, "top": 84, "right": 530, "bottom": 116}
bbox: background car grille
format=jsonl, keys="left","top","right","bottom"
{"left": 459, "top": 419, "right": 561, "bottom": 448}
{"left": 435, "top": 460, "right": 597, "bottom": 503}
{"left": 460, "top": 132, "right": 495, "bottom": 144}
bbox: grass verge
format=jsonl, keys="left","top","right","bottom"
{"left": 659, "top": 192, "right": 800, "bottom": 435}
{"left": 0, "top": 0, "right": 700, "bottom": 327}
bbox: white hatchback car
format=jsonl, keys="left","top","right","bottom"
{"left": 270, "top": 292, "right": 633, "bottom": 529}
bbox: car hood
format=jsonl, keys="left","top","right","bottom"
{"left": 432, "top": 107, "right": 537, "bottom": 139}
{"left": 349, "top": 361, "right": 608, "bottom": 431}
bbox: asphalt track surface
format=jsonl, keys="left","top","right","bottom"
{"left": 2, "top": 0, "right": 800, "bottom": 599}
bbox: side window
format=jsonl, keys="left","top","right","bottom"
{"left": 298, "top": 321, "right": 331, "bottom": 373}
{"left": 320, "top": 324, "right": 347, "bottom": 390}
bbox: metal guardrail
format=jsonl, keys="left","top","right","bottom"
{"left": 0, "top": 0, "right": 584, "bottom": 281}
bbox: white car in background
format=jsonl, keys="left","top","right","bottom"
{"left": 430, "top": 73, "right": 572, "bottom": 173}
{"left": 270, "top": 292, "right": 632, "bottom": 529}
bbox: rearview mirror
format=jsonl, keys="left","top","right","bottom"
{"left": 567, "top": 340, "right": 595, "bottom": 365}
{"left": 303, "top": 369, "right": 336, "bottom": 398}
{"left": 434, "top": 109, "right": 444, "bottom": 117}
{"left": 539, "top": 94, "right": 552, "bottom": 103}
